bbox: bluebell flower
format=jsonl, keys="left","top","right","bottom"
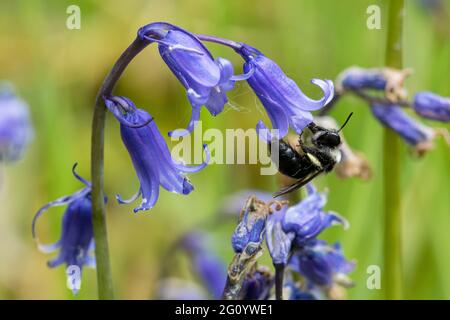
{"left": 336, "top": 66, "right": 411, "bottom": 102}
{"left": 138, "top": 22, "right": 242, "bottom": 137}
{"left": 266, "top": 184, "right": 347, "bottom": 265}
{"left": 104, "top": 96, "right": 210, "bottom": 212}
{"left": 0, "top": 84, "right": 33, "bottom": 162}
{"left": 413, "top": 92, "right": 450, "bottom": 122}
{"left": 290, "top": 239, "right": 355, "bottom": 288}
{"left": 241, "top": 267, "right": 273, "bottom": 300}
{"left": 282, "top": 184, "right": 348, "bottom": 246}
{"left": 237, "top": 44, "right": 334, "bottom": 139}
{"left": 32, "top": 164, "right": 97, "bottom": 294}
{"left": 371, "top": 103, "right": 449, "bottom": 155}
{"left": 179, "top": 231, "right": 227, "bottom": 299}
{"left": 336, "top": 67, "right": 387, "bottom": 91}
{"left": 265, "top": 204, "right": 293, "bottom": 266}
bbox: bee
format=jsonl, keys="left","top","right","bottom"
{"left": 272, "top": 113, "right": 353, "bottom": 197}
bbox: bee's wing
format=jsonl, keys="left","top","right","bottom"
{"left": 273, "top": 169, "right": 323, "bottom": 198}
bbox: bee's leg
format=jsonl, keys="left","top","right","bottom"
{"left": 298, "top": 139, "right": 317, "bottom": 156}
{"left": 297, "top": 133, "right": 308, "bottom": 155}
{"left": 239, "top": 195, "right": 257, "bottom": 219}
{"left": 296, "top": 131, "right": 306, "bottom": 148}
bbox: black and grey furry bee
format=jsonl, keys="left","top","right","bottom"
{"left": 272, "top": 113, "right": 353, "bottom": 197}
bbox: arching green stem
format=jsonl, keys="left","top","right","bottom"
{"left": 91, "top": 37, "right": 149, "bottom": 299}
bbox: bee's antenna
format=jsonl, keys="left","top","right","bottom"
{"left": 338, "top": 112, "right": 353, "bottom": 132}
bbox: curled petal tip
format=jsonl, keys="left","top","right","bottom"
{"left": 116, "top": 189, "right": 141, "bottom": 205}
{"left": 173, "top": 143, "right": 210, "bottom": 173}
{"left": 231, "top": 64, "right": 255, "bottom": 81}
{"left": 71, "top": 163, "right": 91, "bottom": 187}
{"left": 168, "top": 129, "right": 190, "bottom": 138}
{"left": 133, "top": 197, "right": 156, "bottom": 213}
{"left": 310, "top": 78, "right": 335, "bottom": 106}
{"left": 37, "top": 241, "right": 60, "bottom": 254}
{"left": 329, "top": 211, "right": 350, "bottom": 230}
{"left": 305, "top": 183, "right": 317, "bottom": 195}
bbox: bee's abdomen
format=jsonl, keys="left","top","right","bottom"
{"left": 274, "top": 140, "right": 312, "bottom": 179}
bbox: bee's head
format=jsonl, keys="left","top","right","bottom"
{"left": 312, "top": 129, "right": 341, "bottom": 148}
{"left": 308, "top": 112, "right": 353, "bottom": 149}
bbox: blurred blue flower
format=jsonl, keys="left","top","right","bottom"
{"left": 418, "top": 0, "right": 445, "bottom": 13}
{"left": 413, "top": 92, "right": 450, "bottom": 122}
{"left": 337, "top": 67, "right": 387, "bottom": 91}
{"left": 32, "top": 164, "right": 97, "bottom": 294}
{"left": 371, "top": 103, "right": 444, "bottom": 155}
{"left": 138, "top": 22, "right": 238, "bottom": 137}
{"left": 241, "top": 267, "right": 273, "bottom": 300}
{"left": 289, "top": 239, "right": 355, "bottom": 288}
{"left": 0, "top": 84, "right": 33, "bottom": 162}
{"left": 104, "top": 96, "right": 210, "bottom": 212}
{"left": 266, "top": 184, "right": 347, "bottom": 265}
{"left": 237, "top": 44, "right": 334, "bottom": 139}
{"left": 336, "top": 66, "right": 410, "bottom": 102}
{"left": 179, "top": 231, "right": 227, "bottom": 299}
{"left": 284, "top": 279, "right": 317, "bottom": 300}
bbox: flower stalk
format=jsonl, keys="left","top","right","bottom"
{"left": 91, "top": 37, "right": 149, "bottom": 299}
{"left": 383, "top": 0, "right": 404, "bottom": 300}
{"left": 274, "top": 263, "right": 285, "bottom": 300}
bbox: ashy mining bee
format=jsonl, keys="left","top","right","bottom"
{"left": 272, "top": 113, "right": 353, "bottom": 197}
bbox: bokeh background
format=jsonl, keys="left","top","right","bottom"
{"left": 0, "top": 0, "right": 449, "bottom": 299}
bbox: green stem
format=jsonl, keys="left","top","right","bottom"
{"left": 91, "top": 37, "right": 149, "bottom": 299}
{"left": 383, "top": 0, "right": 404, "bottom": 300}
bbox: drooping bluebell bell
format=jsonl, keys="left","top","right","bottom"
{"left": 413, "top": 92, "right": 450, "bottom": 122}
{"left": 266, "top": 184, "right": 347, "bottom": 265}
{"left": 371, "top": 103, "right": 449, "bottom": 155}
{"left": 0, "top": 84, "right": 33, "bottom": 162}
{"left": 32, "top": 164, "right": 97, "bottom": 294}
{"left": 104, "top": 96, "right": 210, "bottom": 212}
{"left": 336, "top": 66, "right": 411, "bottom": 102}
{"left": 179, "top": 231, "right": 227, "bottom": 299}
{"left": 237, "top": 44, "right": 334, "bottom": 139}
{"left": 138, "top": 22, "right": 242, "bottom": 137}
{"left": 282, "top": 184, "right": 348, "bottom": 247}
{"left": 337, "top": 66, "right": 387, "bottom": 91}
{"left": 289, "top": 239, "right": 355, "bottom": 289}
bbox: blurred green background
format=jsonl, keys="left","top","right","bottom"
{"left": 0, "top": 0, "right": 449, "bottom": 299}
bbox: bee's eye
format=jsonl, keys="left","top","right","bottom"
{"left": 317, "top": 132, "right": 341, "bottom": 147}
